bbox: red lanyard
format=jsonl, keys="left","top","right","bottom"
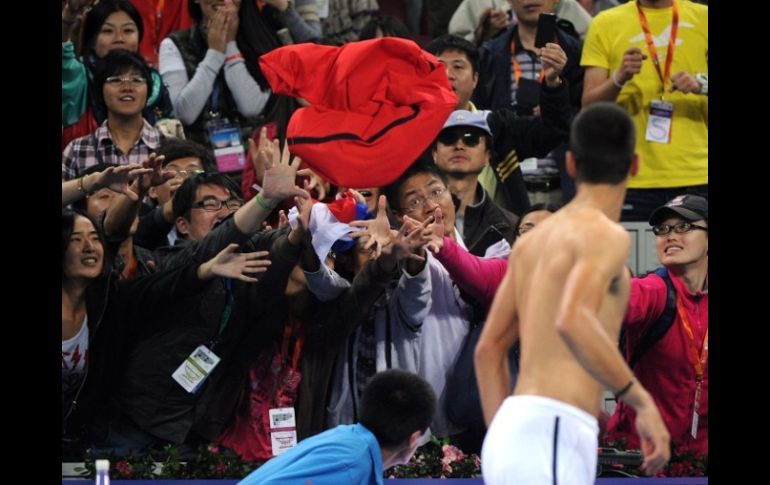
{"left": 676, "top": 297, "right": 708, "bottom": 382}
{"left": 636, "top": 0, "right": 679, "bottom": 91}
{"left": 509, "top": 36, "right": 545, "bottom": 85}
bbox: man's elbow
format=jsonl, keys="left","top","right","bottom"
{"left": 474, "top": 338, "right": 497, "bottom": 369}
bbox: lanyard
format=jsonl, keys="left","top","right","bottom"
{"left": 676, "top": 296, "right": 707, "bottom": 438}
{"left": 636, "top": 0, "right": 679, "bottom": 92}
{"left": 509, "top": 36, "right": 545, "bottom": 85}
{"left": 676, "top": 297, "right": 707, "bottom": 381}
{"left": 211, "top": 277, "right": 234, "bottom": 349}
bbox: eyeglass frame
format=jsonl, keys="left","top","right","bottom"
{"left": 652, "top": 221, "right": 708, "bottom": 236}
{"left": 400, "top": 187, "right": 448, "bottom": 213}
{"left": 104, "top": 75, "right": 147, "bottom": 86}
{"left": 191, "top": 195, "right": 244, "bottom": 212}
{"left": 167, "top": 168, "right": 206, "bottom": 178}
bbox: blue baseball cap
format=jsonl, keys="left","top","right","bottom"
{"left": 441, "top": 110, "right": 492, "bottom": 137}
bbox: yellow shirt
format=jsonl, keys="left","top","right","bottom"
{"left": 581, "top": 0, "right": 708, "bottom": 189}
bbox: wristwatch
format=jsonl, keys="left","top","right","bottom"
{"left": 695, "top": 73, "right": 708, "bottom": 96}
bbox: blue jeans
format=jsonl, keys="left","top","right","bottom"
{"left": 621, "top": 185, "right": 708, "bottom": 222}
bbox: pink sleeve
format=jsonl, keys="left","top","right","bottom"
{"left": 625, "top": 275, "right": 668, "bottom": 328}
{"left": 434, "top": 236, "right": 507, "bottom": 309}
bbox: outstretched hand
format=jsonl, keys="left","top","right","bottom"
{"left": 95, "top": 164, "right": 153, "bottom": 201}
{"left": 349, "top": 195, "right": 392, "bottom": 256}
{"left": 297, "top": 167, "right": 330, "bottom": 201}
{"left": 424, "top": 207, "right": 446, "bottom": 254}
{"left": 202, "top": 243, "right": 271, "bottom": 282}
{"left": 260, "top": 137, "right": 311, "bottom": 203}
{"left": 137, "top": 153, "right": 174, "bottom": 193}
{"left": 288, "top": 195, "right": 314, "bottom": 246}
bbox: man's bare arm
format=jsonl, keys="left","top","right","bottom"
{"left": 582, "top": 48, "right": 647, "bottom": 106}
{"left": 555, "top": 233, "right": 670, "bottom": 475}
{"left": 475, "top": 256, "right": 519, "bottom": 426}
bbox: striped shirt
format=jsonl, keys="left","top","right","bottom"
{"left": 62, "top": 119, "right": 162, "bottom": 180}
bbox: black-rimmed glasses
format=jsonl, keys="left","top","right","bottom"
{"left": 652, "top": 222, "right": 708, "bottom": 236}
{"left": 192, "top": 196, "right": 243, "bottom": 212}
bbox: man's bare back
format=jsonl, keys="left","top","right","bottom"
{"left": 510, "top": 205, "right": 630, "bottom": 415}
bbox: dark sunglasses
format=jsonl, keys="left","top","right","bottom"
{"left": 437, "top": 129, "right": 485, "bottom": 147}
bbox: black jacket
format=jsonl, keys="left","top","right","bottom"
{"left": 111, "top": 219, "right": 293, "bottom": 443}
{"left": 454, "top": 186, "right": 517, "bottom": 257}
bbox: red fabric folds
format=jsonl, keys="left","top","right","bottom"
{"left": 259, "top": 38, "right": 457, "bottom": 188}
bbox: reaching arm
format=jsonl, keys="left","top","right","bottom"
{"left": 196, "top": 243, "right": 270, "bottom": 282}
{"left": 103, "top": 154, "right": 172, "bottom": 240}
{"left": 475, "top": 254, "right": 520, "bottom": 426}
{"left": 267, "top": 0, "right": 322, "bottom": 42}
{"left": 62, "top": 164, "right": 152, "bottom": 206}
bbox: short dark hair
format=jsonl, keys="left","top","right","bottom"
{"left": 384, "top": 158, "right": 449, "bottom": 212}
{"left": 424, "top": 34, "right": 480, "bottom": 74}
{"left": 93, "top": 49, "right": 154, "bottom": 110}
{"left": 81, "top": 0, "right": 144, "bottom": 57}
{"left": 156, "top": 138, "right": 215, "bottom": 171}
{"left": 569, "top": 102, "right": 635, "bottom": 185}
{"left": 359, "top": 370, "right": 436, "bottom": 448}
{"left": 359, "top": 15, "right": 411, "bottom": 40}
{"left": 62, "top": 208, "right": 110, "bottom": 281}
{"left": 172, "top": 172, "right": 243, "bottom": 222}
{"left": 512, "top": 202, "right": 561, "bottom": 235}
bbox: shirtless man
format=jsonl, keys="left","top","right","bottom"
{"left": 475, "top": 102, "right": 670, "bottom": 484}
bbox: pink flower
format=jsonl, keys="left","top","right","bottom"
{"left": 210, "top": 446, "right": 220, "bottom": 454}
{"left": 115, "top": 460, "right": 132, "bottom": 479}
{"left": 215, "top": 462, "right": 227, "bottom": 474}
{"left": 474, "top": 455, "right": 481, "bottom": 467}
{"left": 441, "top": 444, "right": 466, "bottom": 463}
{"left": 442, "top": 461, "right": 453, "bottom": 475}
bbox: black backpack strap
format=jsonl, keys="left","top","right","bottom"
{"left": 628, "top": 267, "right": 677, "bottom": 369}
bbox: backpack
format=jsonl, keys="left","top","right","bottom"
{"left": 620, "top": 267, "right": 677, "bottom": 369}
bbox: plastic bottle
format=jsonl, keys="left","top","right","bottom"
{"left": 95, "top": 459, "right": 110, "bottom": 485}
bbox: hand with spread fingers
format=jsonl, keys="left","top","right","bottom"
{"left": 297, "top": 167, "right": 330, "bottom": 201}
{"left": 198, "top": 243, "right": 271, "bottom": 282}
{"left": 137, "top": 153, "right": 175, "bottom": 193}
{"left": 349, "top": 195, "right": 392, "bottom": 258}
{"left": 288, "top": 195, "right": 314, "bottom": 247}
{"left": 424, "top": 207, "right": 447, "bottom": 254}
{"left": 97, "top": 164, "right": 154, "bottom": 201}
{"left": 260, "top": 137, "right": 311, "bottom": 205}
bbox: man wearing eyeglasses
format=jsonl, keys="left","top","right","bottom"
{"left": 131, "top": 138, "right": 213, "bottom": 250}
{"left": 607, "top": 194, "right": 708, "bottom": 457}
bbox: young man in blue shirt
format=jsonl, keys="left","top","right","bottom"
{"left": 238, "top": 370, "right": 437, "bottom": 485}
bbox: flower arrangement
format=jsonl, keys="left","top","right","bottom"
{"left": 74, "top": 444, "right": 263, "bottom": 479}
{"left": 74, "top": 438, "right": 481, "bottom": 480}
{"left": 599, "top": 437, "right": 708, "bottom": 477}
{"left": 387, "top": 436, "right": 481, "bottom": 479}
